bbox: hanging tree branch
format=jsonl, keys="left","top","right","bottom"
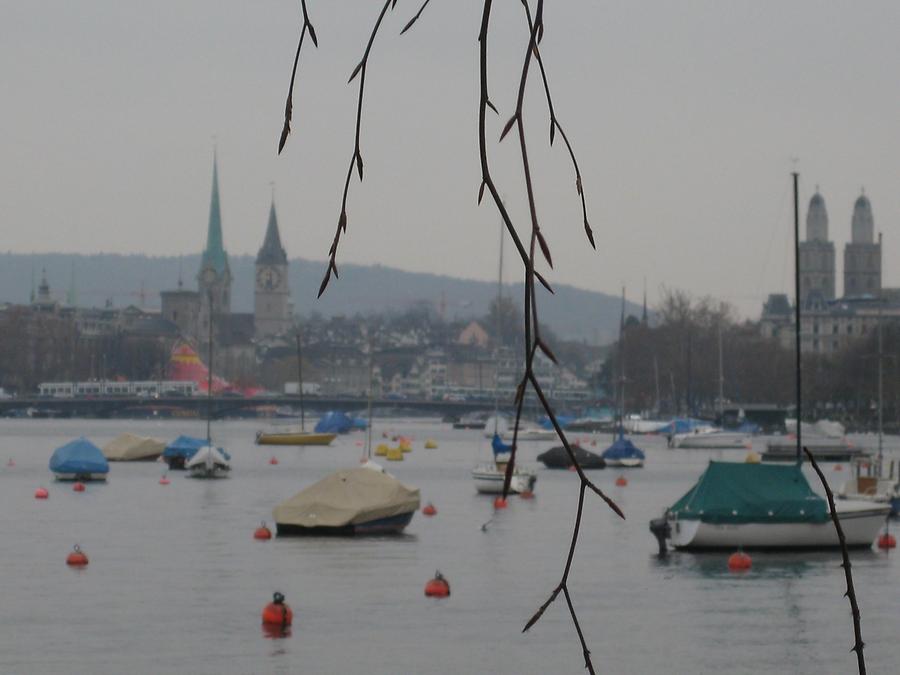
{"left": 318, "top": 0, "right": 396, "bottom": 298}
{"left": 804, "top": 447, "right": 868, "bottom": 675}
{"left": 280, "top": 0, "right": 622, "bottom": 670}
{"left": 278, "top": 0, "right": 318, "bottom": 154}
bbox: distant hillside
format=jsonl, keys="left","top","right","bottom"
{"left": 0, "top": 252, "right": 643, "bottom": 344}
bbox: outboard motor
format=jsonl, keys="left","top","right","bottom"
{"left": 649, "top": 513, "right": 671, "bottom": 557}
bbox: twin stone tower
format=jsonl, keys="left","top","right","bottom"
{"left": 160, "top": 156, "right": 292, "bottom": 348}
{"left": 799, "top": 189, "right": 881, "bottom": 306}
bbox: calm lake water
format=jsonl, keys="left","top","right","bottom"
{"left": 1, "top": 418, "right": 898, "bottom": 674}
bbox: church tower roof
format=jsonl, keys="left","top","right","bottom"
{"left": 257, "top": 200, "right": 288, "bottom": 265}
{"left": 201, "top": 154, "right": 230, "bottom": 276}
{"left": 806, "top": 189, "right": 829, "bottom": 242}
{"left": 851, "top": 191, "right": 874, "bottom": 244}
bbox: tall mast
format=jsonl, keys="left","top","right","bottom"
{"left": 653, "top": 354, "right": 661, "bottom": 415}
{"left": 792, "top": 171, "right": 802, "bottom": 464}
{"left": 717, "top": 322, "right": 724, "bottom": 418}
{"left": 877, "top": 261, "right": 884, "bottom": 476}
{"left": 295, "top": 331, "right": 306, "bottom": 433}
{"left": 493, "top": 219, "right": 504, "bottom": 433}
{"left": 206, "top": 291, "right": 213, "bottom": 445}
{"left": 618, "top": 286, "right": 626, "bottom": 437}
{"left": 366, "top": 349, "right": 374, "bottom": 460}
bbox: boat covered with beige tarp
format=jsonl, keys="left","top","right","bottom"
{"left": 273, "top": 467, "right": 420, "bottom": 535}
{"left": 102, "top": 433, "right": 167, "bottom": 462}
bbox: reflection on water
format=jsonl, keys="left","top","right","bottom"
{"left": 0, "top": 419, "right": 897, "bottom": 675}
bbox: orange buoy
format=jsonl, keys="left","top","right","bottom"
{"left": 424, "top": 571, "right": 450, "bottom": 598}
{"left": 159, "top": 475, "right": 171, "bottom": 485}
{"left": 254, "top": 522, "right": 273, "bottom": 540}
{"left": 878, "top": 533, "right": 897, "bottom": 550}
{"left": 493, "top": 497, "right": 508, "bottom": 509}
{"left": 73, "top": 482, "right": 86, "bottom": 492}
{"left": 35, "top": 487, "right": 49, "bottom": 499}
{"left": 66, "top": 545, "right": 89, "bottom": 567}
{"left": 727, "top": 551, "right": 752, "bottom": 571}
{"left": 615, "top": 475, "right": 628, "bottom": 487}
{"left": 422, "top": 503, "right": 437, "bottom": 516}
{"left": 834, "top": 464, "right": 843, "bottom": 472}
{"left": 269, "top": 456, "right": 279, "bottom": 465}
{"left": 262, "top": 592, "right": 293, "bottom": 626}
{"left": 519, "top": 489, "right": 534, "bottom": 500}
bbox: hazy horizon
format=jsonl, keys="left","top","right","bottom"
{"left": 3, "top": 1, "right": 899, "bottom": 318}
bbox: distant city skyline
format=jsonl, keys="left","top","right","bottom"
{"left": 2, "top": 1, "right": 899, "bottom": 318}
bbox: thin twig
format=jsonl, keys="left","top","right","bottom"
{"left": 278, "top": 0, "right": 318, "bottom": 154}
{"left": 318, "top": 0, "right": 395, "bottom": 298}
{"left": 804, "top": 446, "right": 867, "bottom": 675}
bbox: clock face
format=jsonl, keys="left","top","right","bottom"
{"left": 257, "top": 266, "right": 281, "bottom": 290}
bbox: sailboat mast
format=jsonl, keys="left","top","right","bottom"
{"left": 206, "top": 292, "right": 213, "bottom": 445}
{"left": 493, "top": 219, "right": 504, "bottom": 434}
{"left": 792, "top": 171, "right": 802, "bottom": 464}
{"left": 296, "top": 331, "right": 306, "bottom": 433}
{"left": 618, "top": 286, "right": 626, "bottom": 437}
{"left": 877, "top": 279, "right": 884, "bottom": 475}
{"left": 717, "top": 322, "right": 724, "bottom": 418}
{"left": 366, "top": 349, "right": 374, "bottom": 460}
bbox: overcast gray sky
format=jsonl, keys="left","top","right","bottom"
{"left": 2, "top": 1, "right": 898, "bottom": 317}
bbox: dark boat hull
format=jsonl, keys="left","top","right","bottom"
{"left": 537, "top": 445, "right": 606, "bottom": 470}
{"left": 275, "top": 511, "right": 415, "bottom": 537}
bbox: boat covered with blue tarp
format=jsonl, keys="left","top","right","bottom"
{"left": 491, "top": 433, "right": 513, "bottom": 455}
{"left": 602, "top": 433, "right": 645, "bottom": 467}
{"left": 50, "top": 437, "right": 109, "bottom": 481}
{"left": 163, "top": 435, "right": 230, "bottom": 470}
{"left": 315, "top": 411, "right": 354, "bottom": 434}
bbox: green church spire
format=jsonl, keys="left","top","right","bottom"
{"left": 201, "top": 152, "right": 229, "bottom": 276}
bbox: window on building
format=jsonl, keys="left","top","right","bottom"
{"left": 832, "top": 324, "right": 838, "bottom": 334}
{"left": 847, "top": 325, "right": 853, "bottom": 334}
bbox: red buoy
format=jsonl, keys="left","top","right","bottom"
{"left": 493, "top": 497, "right": 508, "bottom": 509}
{"left": 422, "top": 503, "right": 437, "bottom": 516}
{"left": 269, "top": 456, "right": 279, "bottom": 465}
{"left": 727, "top": 551, "right": 752, "bottom": 571}
{"left": 159, "top": 475, "right": 171, "bottom": 485}
{"left": 73, "top": 482, "right": 86, "bottom": 492}
{"left": 34, "top": 487, "right": 49, "bottom": 499}
{"left": 878, "top": 533, "right": 897, "bottom": 550}
{"left": 66, "top": 545, "right": 89, "bottom": 567}
{"left": 615, "top": 475, "right": 628, "bottom": 487}
{"left": 424, "top": 571, "right": 450, "bottom": 598}
{"left": 262, "top": 592, "right": 293, "bottom": 626}
{"left": 254, "top": 522, "right": 273, "bottom": 540}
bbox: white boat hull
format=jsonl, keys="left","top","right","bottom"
{"left": 668, "top": 501, "right": 889, "bottom": 549}
{"left": 186, "top": 446, "right": 231, "bottom": 480}
{"left": 673, "top": 432, "right": 749, "bottom": 449}
{"left": 472, "top": 464, "right": 537, "bottom": 494}
{"left": 605, "top": 458, "right": 644, "bottom": 468}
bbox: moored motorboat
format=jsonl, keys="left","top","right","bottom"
{"left": 103, "top": 433, "right": 166, "bottom": 461}
{"left": 162, "top": 435, "right": 207, "bottom": 470}
{"left": 50, "top": 437, "right": 109, "bottom": 481}
{"left": 501, "top": 427, "right": 557, "bottom": 442}
{"left": 472, "top": 432, "right": 538, "bottom": 494}
{"left": 273, "top": 467, "right": 419, "bottom": 536}
{"left": 186, "top": 445, "right": 231, "bottom": 479}
{"left": 838, "top": 463, "right": 900, "bottom": 517}
{"left": 649, "top": 461, "right": 889, "bottom": 552}
{"left": 672, "top": 429, "right": 749, "bottom": 449}
{"left": 602, "top": 433, "right": 645, "bottom": 468}
{"left": 537, "top": 444, "right": 605, "bottom": 469}
{"left": 255, "top": 430, "right": 337, "bottom": 446}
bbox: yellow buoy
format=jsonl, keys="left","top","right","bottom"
{"left": 424, "top": 439, "right": 438, "bottom": 449}
{"left": 374, "top": 444, "right": 389, "bottom": 457}
{"left": 386, "top": 447, "right": 404, "bottom": 461}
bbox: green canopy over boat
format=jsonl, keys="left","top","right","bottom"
{"left": 669, "top": 461, "right": 829, "bottom": 524}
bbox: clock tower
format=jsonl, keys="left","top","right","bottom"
{"left": 254, "top": 199, "right": 291, "bottom": 339}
